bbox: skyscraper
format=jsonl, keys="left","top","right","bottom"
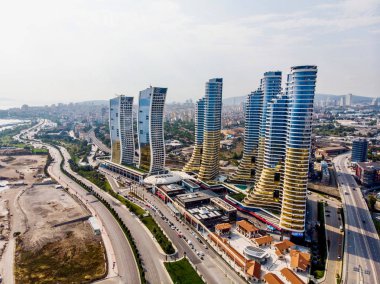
{"left": 137, "top": 87, "right": 167, "bottom": 174}
{"left": 352, "top": 138, "right": 368, "bottom": 163}
{"left": 230, "top": 90, "right": 263, "bottom": 182}
{"left": 183, "top": 98, "right": 206, "bottom": 172}
{"left": 239, "top": 66, "right": 317, "bottom": 233}
{"left": 346, "top": 93, "right": 352, "bottom": 106}
{"left": 198, "top": 78, "right": 223, "bottom": 181}
{"left": 109, "top": 95, "right": 134, "bottom": 165}
{"left": 244, "top": 93, "right": 288, "bottom": 211}
{"left": 254, "top": 72, "right": 282, "bottom": 180}
{"left": 279, "top": 65, "right": 318, "bottom": 233}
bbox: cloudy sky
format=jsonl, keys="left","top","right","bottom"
{"left": 0, "top": 0, "right": 379, "bottom": 108}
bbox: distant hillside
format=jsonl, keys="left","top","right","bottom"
{"left": 223, "top": 93, "right": 374, "bottom": 106}
{"left": 75, "top": 100, "right": 108, "bottom": 106}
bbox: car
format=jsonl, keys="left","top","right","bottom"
{"left": 337, "top": 255, "right": 341, "bottom": 260}
{"left": 326, "top": 214, "right": 330, "bottom": 217}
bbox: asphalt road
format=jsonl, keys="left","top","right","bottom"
{"left": 22, "top": 121, "right": 141, "bottom": 284}
{"left": 58, "top": 147, "right": 172, "bottom": 284}
{"left": 103, "top": 169, "right": 247, "bottom": 284}
{"left": 88, "top": 129, "right": 111, "bottom": 154}
{"left": 334, "top": 153, "right": 380, "bottom": 284}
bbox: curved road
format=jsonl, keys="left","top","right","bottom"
{"left": 88, "top": 129, "right": 111, "bottom": 154}
{"left": 334, "top": 153, "right": 380, "bottom": 284}
{"left": 59, "top": 146, "right": 172, "bottom": 284}
{"left": 22, "top": 121, "right": 141, "bottom": 284}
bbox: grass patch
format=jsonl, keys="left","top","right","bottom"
{"left": 76, "top": 168, "right": 112, "bottom": 192}
{"left": 228, "top": 192, "right": 246, "bottom": 202}
{"left": 141, "top": 216, "right": 175, "bottom": 254}
{"left": 117, "top": 195, "right": 146, "bottom": 216}
{"left": 164, "top": 258, "right": 204, "bottom": 284}
{"left": 15, "top": 233, "right": 106, "bottom": 284}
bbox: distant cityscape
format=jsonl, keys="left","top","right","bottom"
{"left": 0, "top": 68, "right": 380, "bottom": 284}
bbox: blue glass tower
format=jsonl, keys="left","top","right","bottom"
{"left": 230, "top": 90, "right": 263, "bottom": 182}
{"left": 352, "top": 138, "right": 368, "bottom": 163}
{"left": 137, "top": 87, "right": 167, "bottom": 174}
{"left": 280, "top": 65, "right": 318, "bottom": 232}
{"left": 183, "top": 98, "right": 206, "bottom": 171}
{"left": 198, "top": 78, "right": 223, "bottom": 180}
{"left": 255, "top": 71, "right": 282, "bottom": 179}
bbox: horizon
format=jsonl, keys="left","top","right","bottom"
{"left": 0, "top": 0, "right": 379, "bottom": 108}
{"left": 0, "top": 92, "right": 376, "bottom": 110}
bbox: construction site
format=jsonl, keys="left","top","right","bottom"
{"left": 0, "top": 154, "right": 106, "bottom": 283}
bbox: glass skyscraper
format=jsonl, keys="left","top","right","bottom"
{"left": 183, "top": 98, "right": 206, "bottom": 172}
{"left": 230, "top": 90, "right": 263, "bottom": 182}
{"left": 235, "top": 66, "right": 317, "bottom": 233}
{"left": 244, "top": 93, "right": 288, "bottom": 211}
{"left": 254, "top": 71, "right": 282, "bottom": 180}
{"left": 109, "top": 95, "right": 134, "bottom": 166}
{"left": 351, "top": 138, "right": 368, "bottom": 163}
{"left": 137, "top": 87, "right": 167, "bottom": 174}
{"left": 185, "top": 78, "right": 223, "bottom": 181}
{"left": 280, "top": 65, "right": 318, "bottom": 232}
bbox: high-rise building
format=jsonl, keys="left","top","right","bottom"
{"left": 230, "top": 90, "right": 263, "bottom": 182}
{"left": 279, "top": 65, "right": 318, "bottom": 233}
{"left": 346, "top": 93, "right": 352, "bottom": 106}
{"left": 198, "top": 78, "right": 223, "bottom": 181}
{"left": 254, "top": 72, "right": 282, "bottom": 181}
{"left": 244, "top": 93, "right": 288, "bottom": 211}
{"left": 240, "top": 66, "right": 317, "bottom": 233}
{"left": 109, "top": 95, "right": 134, "bottom": 165}
{"left": 339, "top": 96, "right": 346, "bottom": 107}
{"left": 137, "top": 87, "right": 167, "bottom": 174}
{"left": 183, "top": 98, "right": 206, "bottom": 172}
{"left": 352, "top": 138, "right": 368, "bottom": 163}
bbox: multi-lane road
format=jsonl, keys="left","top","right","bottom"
{"left": 103, "top": 168, "right": 247, "bottom": 284}
{"left": 88, "top": 129, "right": 111, "bottom": 154}
{"left": 20, "top": 121, "right": 141, "bottom": 284}
{"left": 334, "top": 153, "right": 380, "bottom": 284}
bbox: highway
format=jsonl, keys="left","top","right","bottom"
{"left": 88, "top": 128, "right": 111, "bottom": 154}
{"left": 21, "top": 121, "right": 141, "bottom": 284}
{"left": 334, "top": 153, "right": 380, "bottom": 284}
{"left": 58, "top": 146, "right": 172, "bottom": 284}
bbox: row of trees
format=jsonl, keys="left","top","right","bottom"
{"left": 56, "top": 146, "right": 147, "bottom": 283}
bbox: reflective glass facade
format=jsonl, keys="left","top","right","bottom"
{"left": 109, "top": 96, "right": 134, "bottom": 165}
{"left": 183, "top": 98, "right": 206, "bottom": 172}
{"left": 198, "top": 78, "right": 223, "bottom": 180}
{"left": 230, "top": 90, "right": 263, "bottom": 182}
{"left": 280, "top": 65, "right": 318, "bottom": 232}
{"left": 138, "top": 87, "right": 167, "bottom": 174}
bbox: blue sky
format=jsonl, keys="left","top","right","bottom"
{"left": 0, "top": 0, "right": 379, "bottom": 107}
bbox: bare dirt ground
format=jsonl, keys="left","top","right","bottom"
{"left": 19, "top": 184, "right": 91, "bottom": 250}
{"left": 0, "top": 155, "right": 45, "bottom": 182}
{"left": 0, "top": 155, "right": 106, "bottom": 283}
